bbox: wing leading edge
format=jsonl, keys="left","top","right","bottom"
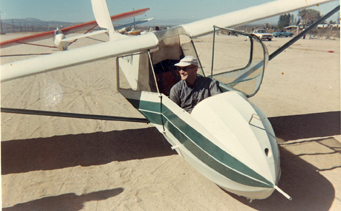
{"left": 182, "top": 0, "right": 336, "bottom": 38}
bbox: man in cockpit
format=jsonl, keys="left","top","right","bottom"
{"left": 169, "top": 55, "right": 221, "bottom": 113}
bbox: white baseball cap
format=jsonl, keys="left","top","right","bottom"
{"left": 174, "top": 56, "right": 198, "bottom": 67}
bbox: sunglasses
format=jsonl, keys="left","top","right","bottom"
{"left": 177, "top": 65, "right": 197, "bottom": 71}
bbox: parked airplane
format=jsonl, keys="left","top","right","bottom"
{"left": 1, "top": 0, "right": 339, "bottom": 201}
{"left": 0, "top": 8, "right": 151, "bottom": 50}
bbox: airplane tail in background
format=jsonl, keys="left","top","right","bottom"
{"left": 91, "top": 0, "right": 123, "bottom": 40}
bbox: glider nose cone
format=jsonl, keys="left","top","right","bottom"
{"left": 191, "top": 91, "right": 281, "bottom": 199}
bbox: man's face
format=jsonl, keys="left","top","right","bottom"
{"left": 178, "top": 65, "right": 198, "bottom": 82}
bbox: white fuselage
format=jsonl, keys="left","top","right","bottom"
{"left": 119, "top": 88, "right": 280, "bottom": 200}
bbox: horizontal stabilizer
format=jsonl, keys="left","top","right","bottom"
{"left": 116, "top": 18, "right": 154, "bottom": 30}
{"left": 61, "top": 29, "right": 109, "bottom": 42}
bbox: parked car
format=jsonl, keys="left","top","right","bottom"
{"left": 273, "top": 30, "right": 294, "bottom": 37}
{"left": 252, "top": 29, "right": 273, "bottom": 41}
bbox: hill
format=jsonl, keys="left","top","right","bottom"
{"left": 1, "top": 18, "right": 79, "bottom": 33}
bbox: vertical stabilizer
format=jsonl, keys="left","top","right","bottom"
{"left": 91, "top": 0, "right": 122, "bottom": 40}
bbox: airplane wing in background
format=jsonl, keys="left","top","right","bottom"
{"left": 0, "top": 8, "right": 150, "bottom": 49}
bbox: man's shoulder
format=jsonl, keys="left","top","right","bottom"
{"left": 196, "top": 75, "right": 216, "bottom": 85}
{"left": 170, "top": 80, "right": 185, "bottom": 93}
{"left": 172, "top": 80, "right": 186, "bottom": 88}
{"left": 197, "top": 75, "right": 213, "bottom": 81}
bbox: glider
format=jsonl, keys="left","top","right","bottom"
{"left": 1, "top": 0, "right": 339, "bottom": 201}
{"left": 0, "top": 8, "right": 150, "bottom": 50}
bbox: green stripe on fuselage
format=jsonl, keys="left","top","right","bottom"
{"left": 127, "top": 98, "right": 273, "bottom": 188}
{"left": 126, "top": 98, "right": 162, "bottom": 124}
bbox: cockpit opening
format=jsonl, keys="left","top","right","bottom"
{"left": 116, "top": 26, "right": 268, "bottom": 99}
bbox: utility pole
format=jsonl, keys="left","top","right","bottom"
{"left": 0, "top": 11, "right": 5, "bottom": 35}
{"left": 0, "top": 16, "right": 5, "bottom": 34}
{"left": 12, "top": 19, "right": 15, "bottom": 32}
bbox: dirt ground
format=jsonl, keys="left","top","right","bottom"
{"left": 1, "top": 32, "right": 340, "bottom": 211}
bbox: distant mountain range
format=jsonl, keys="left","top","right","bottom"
{"left": 0, "top": 17, "right": 180, "bottom": 34}
{"left": 0, "top": 18, "right": 79, "bottom": 33}
{"left": 0, "top": 17, "right": 174, "bottom": 33}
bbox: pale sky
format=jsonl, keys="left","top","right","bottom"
{"left": 0, "top": 0, "right": 339, "bottom": 25}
